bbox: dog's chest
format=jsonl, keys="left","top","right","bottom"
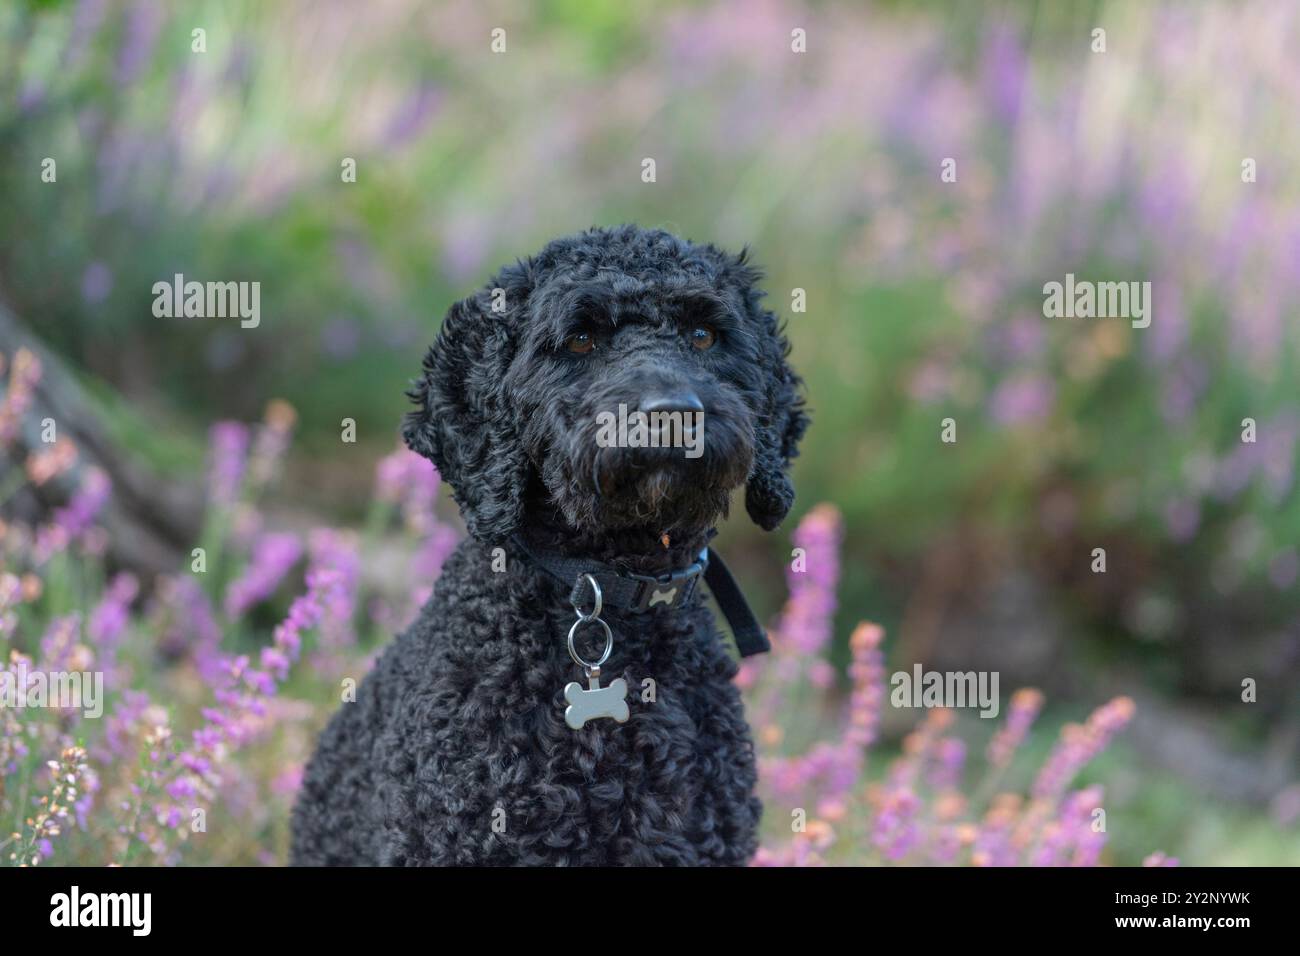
{"left": 434, "top": 635, "right": 757, "bottom": 864}
{"left": 517, "top": 665, "right": 755, "bottom": 864}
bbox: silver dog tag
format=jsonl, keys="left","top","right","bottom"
{"left": 564, "top": 670, "right": 629, "bottom": 730}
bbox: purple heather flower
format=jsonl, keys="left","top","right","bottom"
{"left": 981, "top": 24, "right": 1027, "bottom": 128}
{"left": 0, "top": 348, "right": 42, "bottom": 448}
{"left": 246, "top": 401, "right": 297, "bottom": 494}
{"left": 928, "top": 824, "right": 964, "bottom": 865}
{"left": 307, "top": 528, "right": 361, "bottom": 674}
{"left": 223, "top": 532, "right": 303, "bottom": 619}
{"left": 207, "top": 422, "right": 249, "bottom": 508}
{"left": 414, "top": 524, "right": 459, "bottom": 582}
{"left": 90, "top": 573, "right": 138, "bottom": 646}
{"left": 0, "top": 574, "right": 21, "bottom": 639}
{"left": 1032, "top": 697, "right": 1135, "bottom": 801}
{"left": 776, "top": 504, "right": 843, "bottom": 656}
{"left": 39, "top": 614, "right": 83, "bottom": 673}
{"left": 1145, "top": 277, "right": 1186, "bottom": 364}
{"left": 374, "top": 449, "right": 410, "bottom": 505}
{"left": 929, "top": 738, "right": 967, "bottom": 792}
{"left": 1068, "top": 785, "right": 1108, "bottom": 867}
{"left": 272, "top": 765, "right": 304, "bottom": 797}
{"left": 89, "top": 573, "right": 139, "bottom": 680}
{"left": 439, "top": 211, "right": 492, "bottom": 285}
{"left": 1030, "top": 821, "right": 1072, "bottom": 867}
{"left": 61, "top": 0, "right": 111, "bottom": 71}
{"left": 987, "top": 688, "right": 1043, "bottom": 768}
{"left": 846, "top": 622, "right": 886, "bottom": 750}
{"left": 374, "top": 445, "right": 447, "bottom": 535}
{"left": 990, "top": 373, "right": 1054, "bottom": 426}
{"left": 972, "top": 795, "right": 1022, "bottom": 867}
{"left": 115, "top": 0, "right": 163, "bottom": 88}
{"left": 382, "top": 84, "right": 443, "bottom": 150}
{"left": 871, "top": 787, "right": 921, "bottom": 861}
{"left": 95, "top": 690, "right": 154, "bottom": 763}
{"left": 150, "top": 575, "right": 222, "bottom": 678}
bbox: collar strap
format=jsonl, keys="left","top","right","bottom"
{"left": 512, "top": 537, "right": 770, "bottom": 657}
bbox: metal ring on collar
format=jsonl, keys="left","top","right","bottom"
{"left": 573, "top": 573, "right": 603, "bottom": 621}
{"left": 567, "top": 615, "right": 613, "bottom": 671}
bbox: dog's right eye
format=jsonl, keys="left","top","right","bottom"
{"left": 566, "top": 332, "right": 595, "bottom": 355}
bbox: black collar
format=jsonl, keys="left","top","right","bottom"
{"left": 512, "top": 535, "right": 770, "bottom": 658}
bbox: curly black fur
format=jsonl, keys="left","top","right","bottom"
{"left": 291, "top": 225, "right": 808, "bottom": 865}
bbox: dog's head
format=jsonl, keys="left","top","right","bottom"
{"left": 404, "top": 225, "right": 808, "bottom": 545}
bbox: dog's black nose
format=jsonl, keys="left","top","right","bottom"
{"left": 640, "top": 391, "right": 704, "bottom": 414}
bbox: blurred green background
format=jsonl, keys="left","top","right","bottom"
{"left": 1, "top": 0, "right": 1297, "bottom": 863}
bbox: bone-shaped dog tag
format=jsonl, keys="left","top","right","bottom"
{"left": 564, "top": 674, "right": 629, "bottom": 730}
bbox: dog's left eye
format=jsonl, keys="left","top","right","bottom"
{"left": 688, "top": 325, "right": 717, "bottom": 350}
{"left": 566, "top": 331, "right": 595, "bottom": 354}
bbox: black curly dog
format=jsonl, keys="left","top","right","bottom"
{"left": 291, "top": 225, "right": 807, "bottom": 865}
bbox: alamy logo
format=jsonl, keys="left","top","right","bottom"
{"left": 1042, "top": 273, "right": 1151, "bottom": 329}
{"left": 890, "top": 664, "right": 1000, "bottom": 718}
{"left": 151, "top": 273, "right": 261, "bottom": 328}
{"left": 50, "top": 886, "right": 151, "bottom": 936}
{"left": 595, "top": 403, "right": 704, "bottom": 459}
{"left": 0, "top": 664, "right": 104, "bottom": 718}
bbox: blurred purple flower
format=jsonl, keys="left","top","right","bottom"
{"left": 81, "top": 262, "right": 114, "bottom": 304}
{"left": 776, "top": 505, "right": 843, "bottom": 656}
{"left": 929, "top": 738, "right": 966, "bottom": 792}
{"left": 990, "top": 373, "right": 1054, "bottom": 426}
{"left": 224, "top": 532, "right": 303, "bottom": 619}
{"left": 18, "top": 82, "right": 45, "bottom": 112}
{"left": 89, "top": 573, "right": 139, "bottom": 675}
{"left": 1032, "top": 697, "right": 1135, "bottom": 801}
{"left": 321, "top": 318, "right": 362, "bottom": 360}
{"left": 208, "top": 422, "right": 249, "bottom": 508}
{"left": 115, "top": 0, "right": 164, "bottom": 88}
{"left": 1161, "top": 358, "right": 1208, "bottom": 426}
{"left": 0, "top": 348, "right": 41, "bottom": 447}
{"left": 307, "top": 528, "right": 361, "bottom": 662}
{"left": 439, "top": 213, "right": 492, "bottom": 285}
{"left": 415, "top": 524, "right": 459, "bottom": 582}
{"left": 157, "top": 575, "right": 222, "bottom": 678}
{"left": 0, "top": 574, "right": 21, "bottom": 640}
{"left": 872, "top": 788, "right": 921, "bottom": 861}
{"left": 247, "top": 402, "right": 297, "bottom": 495}
{"left": 1145, "top": 277, "right": 1186, "bottom": 365}
{"left": 54, "top": 467, "right": 111, "bottom": 540}
{"left": 383, "top": 84, "right": 443, "bottom": 149}
{"left": 62, "top": 0, "right": 111, "bottom": 71}
{"left": 994, "top": 316, "right": 1046, "bottom": 363}
{"left": 39, "top": 614, "right": 82, "bottom": 673}
{"left": 982, "top": 24, "right": 1027, "bottom": 127}
{"left": 1271, "top": 784, "right": 1300, "bottom": 827}
{"left": 845, "top": 622, "right": 885, "bottom": 750}
{"left": 988, "top": 687, "right": 1043, "bottom": 769}
{"left": 1137, "top": 161, "right": 1191, "bottom": 245}
{"left": 1163, "top": 498, "right": 1201, "bottom": 543}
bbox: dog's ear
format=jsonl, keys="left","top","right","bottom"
{"left": 403, "top": 290, "right": 529, "bottom": 542}
{"left": 739, "top": 287, "right": 809, "bottom": 532}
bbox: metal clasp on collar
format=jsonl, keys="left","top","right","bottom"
{"left": 628, "top": 550, "right": 708, "bottom": 613}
